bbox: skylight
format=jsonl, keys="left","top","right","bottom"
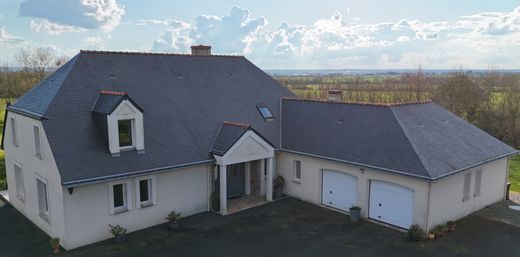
{"left": 257, "top": 105, "right": 274, "bottom": 120}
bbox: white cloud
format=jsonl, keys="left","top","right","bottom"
{"left": 151, "top": 6, "right": 520, "bottom": 68}
{"left": 136, "top": 19, "right": 169, "bottom": 26}
{"left": 20, "top": 0, "right": 125, "bottom": 31}
{"left": 0, "top": 27, "right": 25, "bottom": 45}
{"left": 82, "top": 36, "right": 105, "bottom": 49}
{"left": 30, "top": 19, "right": 85, "bottom": 35}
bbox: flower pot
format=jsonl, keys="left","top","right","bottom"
{"left": 447, "top": 223, "right": 456, "bottom": 232}
{"left": 52, "top": 246, "right": 60, "bottom": 254}
{"left": 115, "top": 234, "right": 126, "bottom": 244}
{"left": 428, "top": 233, "right": 435, "bottom": 240}
{"left": 169, "top": 220, "right": 179, "bottom": 230}
{"left": 274, "top": 187, "right": 283, "bottom": 199}
{"left": 349, "top": 207, "right": 361, "bottom": 223}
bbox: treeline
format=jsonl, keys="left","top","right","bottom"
{"left": 275, "top": 70, "right": 520, "bottom": 148}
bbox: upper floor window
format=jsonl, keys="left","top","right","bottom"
{"left": 33, "top": 125, "right": 42, "bottom": 159}
{"left": 10, "top": 117, "right": 18, "bottom": 147}
{"left": 118, "top": 119, "right": 133, "bottom": 148}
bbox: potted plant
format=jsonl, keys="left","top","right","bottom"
{"left": 427, "top": 231, "right": 435, "bottom": 240}
{"left": 433, "top": 224, "right": 447, "bottom": 238}
{"left": 273, "top": 175, "right": 285, "bottom": 199}
{"left": 349, "top": 206, "right": 361, "bottom": 222}
{"left": 166, "top": 210, "right": 182, "bottom": 230}
{"left": 408, "top": 224, "right": 424, "bottom": 242}
{"left": 50, "top": 237, "right": 60, "bottom": 254}
{"left": 108, "top": 224, "right": 127, "bottom": 244}
{"left": 447, "top": 221, "right": 456, "bottom": 232}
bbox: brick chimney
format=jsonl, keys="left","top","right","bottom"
{"left": 191, "top": 45, "right": 211, "bottom": 56}
{"left": 328, "top": 90, "right": 341, "bottom": 101}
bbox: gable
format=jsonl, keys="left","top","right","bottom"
{"left": 215, "top": 130, "right": 274, "bottom": 165}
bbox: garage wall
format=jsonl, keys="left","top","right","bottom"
{"left": 428, "top": 158, "right": 508, "bottom": 230}
{"left": 62, "top": 164, "right": 210, "bottom": 249}
{"left": 276, "top": 151, "right": 430, "bottom": 229}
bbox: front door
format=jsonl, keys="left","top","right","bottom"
{"left": 227, "top": 163, "right": 245, "bottom": 198}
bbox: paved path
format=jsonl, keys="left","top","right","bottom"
{"left": 509, "top": 191, "right": 520, "bottom": 204}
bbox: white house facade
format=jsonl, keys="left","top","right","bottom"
{"left": 1, "top": 48, "right": 516, "bottom": 250}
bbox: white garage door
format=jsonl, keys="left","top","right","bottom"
{"left": 322, "top": 170, "right": 357, "bottom": 212}
{"left": 369, "top": 180, "right": 414, "bottom": 229}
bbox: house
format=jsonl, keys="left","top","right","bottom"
{"left": 1, "top": 46, "right": 517, "bottom": 249}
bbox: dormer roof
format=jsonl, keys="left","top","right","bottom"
{"left": 92, "top": 91, "right": 143, "bottom": 115}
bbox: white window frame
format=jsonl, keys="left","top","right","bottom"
{"left": 109, "top": 180, "right": 131, "bottom": 215}
{"left": 10, "top": 117, "right": 18, "bottom": 147}
{"left": 14, "top": 161, "right": 25, "bottom": 203}
{"left": 135, "top": 175, "right": 156, "bottom": 208}
{"left": 118, "top": 119, "right": 136, "bottom": 151}
{"left": 33, "top": 125, "right": 43, "bottom": 159}
{"left": 474, "top": 169, "right": 482, "bottom": 197}
{"left": 463, "top": 172, "right": 471, "bottom": 202}
{"left": 36, "top": 175, "right": 50, "bottom": 224}
{"left": 293, "top": 160, "right": 302, "bottom": 183}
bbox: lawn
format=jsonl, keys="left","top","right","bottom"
{"left": 508, "top": 155, "right": 520, "bottom": 192}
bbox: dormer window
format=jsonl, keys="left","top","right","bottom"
{"left": 92, "top": 91, "right": 144, "bottom": 156}
{"left": 257, "top": 104, "right": 274, "bottom": 121}
{"left": 118, "top": 119, "right": 133, "bottom": 148}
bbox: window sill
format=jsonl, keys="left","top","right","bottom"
{"left": 292, "top": 179, "right": 301, "bottom": 184}
{"left": 39, "top": 212, "right": 50, "bottom": 224}
{"left": 462, "top": 197, "right": 470, "bottom": 202}
{"left": 16, "top": 194, "right": 25, "bottom": 203}
{"left": 473, "top": 192, "right": 481, "bottom": 197}
{"left": 113, "top": 207, "right": 128, "bottom": 214}
{"left": 139, "top": 202, "right": 153, "bottom": 208}
{"left": 119, "top": 146, "right": 136, "bottom": 151}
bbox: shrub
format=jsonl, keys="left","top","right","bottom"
{"left": 408, "top": 224, "right": 424, "bottom": 242}
{"left": 273, "top": 175, "right": 285, "bottom": 188}
{"left": 166, "top": 210, "right": 182, "bottom": 222}
{"left": 108, "top": 224, "right": 127, "bottom": 237}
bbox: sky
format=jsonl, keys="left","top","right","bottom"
{"left": 0, "top": 0, "right": 519, "bottom": 69}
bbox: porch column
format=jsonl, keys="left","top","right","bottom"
{"left": 266, "top": 157, "right": 274, "bottom": 201}
{"left": 244, "top": 162, "right": 251, "bottom": 195}
{"left": 219, "top": 164, "right": 227, "bottom": 215}
{"left": 260, "top": 159, "right": 266, "bottom": 195}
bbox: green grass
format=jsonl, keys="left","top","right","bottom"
{"left": 509, "top": 155, "right": 520, "bottom": 192}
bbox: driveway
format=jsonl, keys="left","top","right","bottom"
{"left": 1, "top": 197, "right": 520, "bottom": 257}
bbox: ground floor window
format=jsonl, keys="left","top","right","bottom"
{"left": 36, "top": 177, "right": 49, "bottom": 223}
{"left": 136, "top": 176, "right": 155, "bottom": 208}
{"left": 110, "top": 181, "right": 129, "bottom": 214}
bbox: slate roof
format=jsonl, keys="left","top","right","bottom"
{"left": 210, "top": 122, "right": 251, "bottom": 156}
{"left": 92, "top": 91, "right": 143, "bottom": 114}
{"left": 281, "top": 98, "right": 517, "bottom": 180}
{"left": 8, "top": 50, "right": 294, "bottom": 186}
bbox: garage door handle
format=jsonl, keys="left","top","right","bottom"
{"left": 378, "top": 203, "right": 382, "bottom": 207}
{"left": 378, "top": 215, "right": 381, "bottom": 218}
{"left": 329, "top": 190, "right": 333, "bottom": 194}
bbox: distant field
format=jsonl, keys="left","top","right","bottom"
{"left": 509, "top": 155, "right": 520, "bottom": 192}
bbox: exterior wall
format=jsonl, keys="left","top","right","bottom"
{"left": 62, "top": 164, "right": 210, "bottom": 249}
{"left": 3, "top": 112, "right": 67, "bottom": 241}
{"left": 427, "top": 158, "right": 508, "bottom": 230}
{"left": 276, "top": 151, "right": 430, "bottom": 229}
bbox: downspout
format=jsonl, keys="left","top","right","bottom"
{"left": 425, "top": 182, "right": 432, "bottom": 233}
{"left": 0, "top": 102, "right": 10, "bottom": 150}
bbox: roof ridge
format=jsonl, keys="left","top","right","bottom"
{"left": 389, "top": 107, "right": 432, "bottom": 178}
{"left": 79, "top": 50, "right": 244, "bottom": 58}
{"left": 99, "top": 90, "right": 127, "bottom": 96}
{"left": 281, "top": 97, "right": 432, "bottom": 107}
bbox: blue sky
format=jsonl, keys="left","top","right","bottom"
{"left": 1, "top": 0, "right": 519, "bottom": 69}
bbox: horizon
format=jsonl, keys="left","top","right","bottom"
{"left": 1, "top": 1, "right": 519, "bottom": 69}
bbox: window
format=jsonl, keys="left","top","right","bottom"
{"left": 33, "top": 126, "right": 42, "bottom": 159}
{"left": 14, "top": 162, "right": 25, "bottom": 202}
{"left": 11, "top": 117, "right": 18, "bottom": 147}
{"left": 257, "top": 105, "right": 274, "bottom": 120}
{"left": 118, "top": 119, "right": 133, "bottom": 148}
{"left": 293, "top": 160, "right": 301, "bottom": 182}
{"left": 463, "top": 173, "right": 471, "bottom": 201}
{"left": 111, "top": 182, "right": 129, "bottom": 214}
{"left": 136, "top": 177, "right": 155, "bottom": 208}
{"left": 36, "top": 178, "right": 49, "bottom": 223}
{"left": 474, "top": 169, "right": 482, "bottom": 197}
